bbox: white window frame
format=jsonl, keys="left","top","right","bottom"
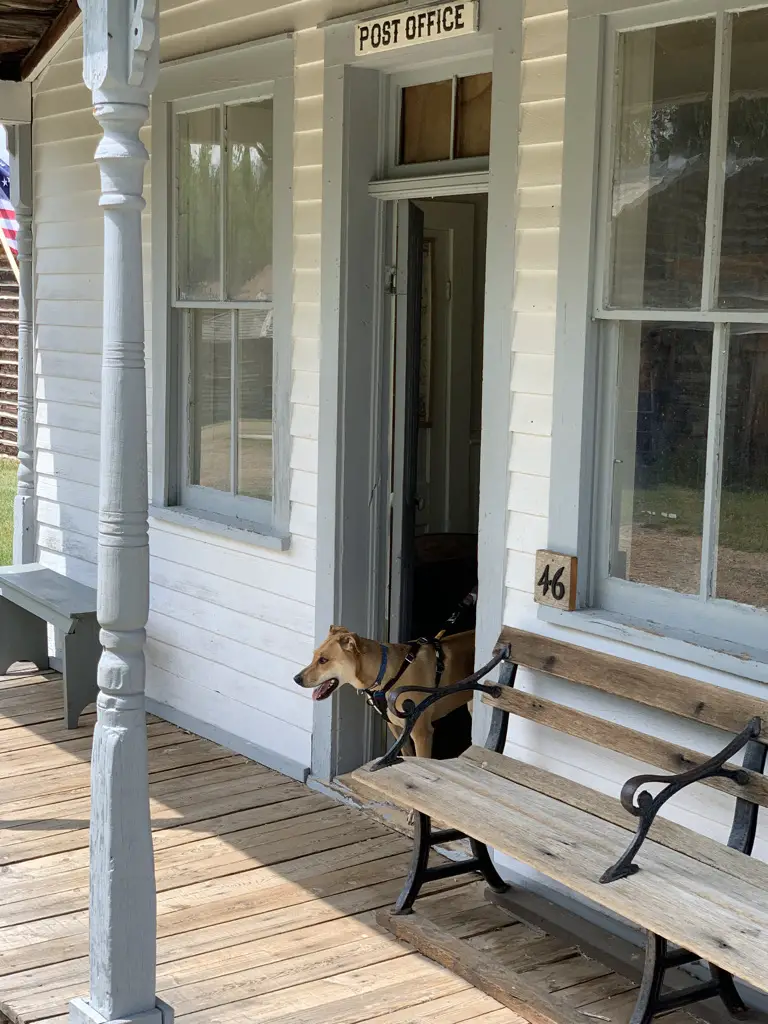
{"left": 150, "top": 36, "right": 294, "bottom": 548}
{"left": 386, "top": 54, "right": 492, "bottom": 177}
{"left": 547, "top": 0, "right": 768, "bottom": 672}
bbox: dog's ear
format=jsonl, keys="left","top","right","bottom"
{"left": 337, "top": 631, "right": 359, "bottom": 653}
{"left": 329, "top": 625, "right": 346, "bottom": 635}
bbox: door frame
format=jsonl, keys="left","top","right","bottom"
{"left": 313, "top": 0, "right": 522, "bottom": 783}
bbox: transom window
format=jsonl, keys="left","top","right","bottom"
{"left": 398, "top": 72, "right": 492, "bottom": 164}
{"left": 174, "top": 97, "right": 276, "bottom": 521}
{"left": 592, "top": 7, "right": 768, "bottom": 640}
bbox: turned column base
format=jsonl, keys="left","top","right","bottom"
{"left": 69, "top": 997, "right": 174, "bottom": 1024}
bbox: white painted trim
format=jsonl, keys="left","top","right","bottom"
{"left": 369, "top": 170, "right": 489, "bottom": 199}
{"left": 546, "top": 15, "right": 604, "bottom": 599}
{"left": 594, "top": 308, "right": 768, "bottom": 323}
{"left": 160, "top": 33, "right": 293, "bottom": 70}
{"left": 0, "top": 81, "right": 31, "bottom": 123}
{"left": 701, "top": 11, "right": 731, "bottom": 312}
{"left": 700, "top": 323, "right": 728, "bottom": 600}
{"left": 145, "top": 698, "right": 310, "bottom": 782}
{"left": 154, "top": 34, "right": 293, "bottom": 103}
{"left": 148, "top": 506, "right": 289, "bottom": 551}
{"left": 471, "top": 0, "right": 523, "bottom": 740}
{"left": 314, "top": 61, "right": 392, "bottom": 781}
{"left": 568, "top": 0, "right": 756, "bottom": 20}
{"left": 8, "top": 124, "right": 34, "bottom": 566}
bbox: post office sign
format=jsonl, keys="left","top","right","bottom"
{"left": 355, "top": 2, "right": 479, "bottom": 57}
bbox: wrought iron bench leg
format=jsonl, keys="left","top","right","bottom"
{"left": 394, "top": 813, "right": 510, "bottom": 916}
{"left": 709, "top": 965, "right": 748, "bottom": 1017}
{"left": 631, "top": 932, "right": 748, "bottom": 1024}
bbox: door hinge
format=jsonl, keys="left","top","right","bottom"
{"left": 446, "top": 278, "right": 452, "bottom": 301}
{"left": 385, "top": 266, "right": 397, "bottom": 295}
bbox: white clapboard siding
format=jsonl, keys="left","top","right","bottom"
{"left": 30, "top": 9, "right": 356, "bottom": 774}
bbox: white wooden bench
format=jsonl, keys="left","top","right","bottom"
{"left": 355, "top": 627, "right": 768, "bottom": 1024}
{"left": 0, "top": 564, "right": 100, "bottom": 728}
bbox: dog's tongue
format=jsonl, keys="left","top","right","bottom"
{"left": 313, "top": 679, "right": 339, "bottom": 701}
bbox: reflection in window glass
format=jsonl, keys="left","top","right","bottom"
{"left": 401, "top": 80, "right": 453, "bottom": 164}
{"left": 610, "top": 323, "right": 712, "bottom": 594}
{"left": 609, "top": 22, "right": 715, "bottom": 310}
{"left": 717, "top": 329, "right": 768, "bottom": 607}
{"left": 719, "top": 10, "right": 768, "bottom": 309}
{"left": 227, "top": 101, "right": 274, "bottom": 302}
{"left": 190, "top": 311, "right": 231, "bottom": 492}
{"left": 456, "top": 73, "right": 492, "bottom": 158}
{"left": 178, "top": 108, "right": 221, "bottom": 300}
{"left": 238, "top": 310, "right": 274, "bottom": 500}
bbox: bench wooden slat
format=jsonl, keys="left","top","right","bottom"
{"left": 358, "top": 756, "right": 768, "bottom": 988}
{"left": 497, "top": 627, "right": 768, "bottom": 741}
{"left": 483, "top": 688, "right": 768, "bottom": 807}
{"left": 460, "top": 746, "right": 768, "bottom": 888}
{"left": 0, "top": 565, "right": 96, "bottom": 635}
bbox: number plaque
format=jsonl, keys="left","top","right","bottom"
{"left": 534, "top": 551, "right": 578, "bottom": 611}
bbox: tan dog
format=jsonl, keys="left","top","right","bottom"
{"left": 294, "top": 626, "right": 475, "bottom": 758}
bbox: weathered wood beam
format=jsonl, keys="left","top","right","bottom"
{"left": 20, "top": 0, "right": 79, "bottom": 79}
{"left": 67, "top": 2, "right": 172, "bottom": 1024}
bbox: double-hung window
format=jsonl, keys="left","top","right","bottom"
{"left": 153, "top": 47, "right": 293, "bottom": 543}
{"left": 562, "top": 3, "right": 768, "bottom": 653}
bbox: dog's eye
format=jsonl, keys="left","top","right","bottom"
{"left": 318, "top": 657, "right": 328, "bottom": 665}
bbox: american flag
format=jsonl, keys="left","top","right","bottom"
{"left": 0, "top": 160, "right": 18, "bottom": 259}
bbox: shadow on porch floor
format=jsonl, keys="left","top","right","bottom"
{"left": 0, "top": 668, "right": 520, "bottom": 1024}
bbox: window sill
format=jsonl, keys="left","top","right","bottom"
{"left": 537, "top": 604, "right": 768, "bottom": 687}
{"left": 149, "top": 505, "right": 290, "bottom": 552}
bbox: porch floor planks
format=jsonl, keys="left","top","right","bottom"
{"left": 0, "top": 672, "right": 513, "bottom": 1024}
{"left": 378, "top": 883, "right": 725, "bottom": 1024}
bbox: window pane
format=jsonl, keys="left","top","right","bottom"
{"left": 178, "top": 108, "right": 221, "bottom": 300}
{"left": 401, "top": 80, "right": 453, "bottom": 164}
{"left": 226, "top": 101, "right": 274, "bottom": 302}
{"left": 237, "top": 309, "right": 273, "bottom": 500}
{"left": 190, "top": 310, "right": 231, "bottom": 492}
{"left": 716, "top": 329, "right": 768, "bottom": 608}
{"left": 456, "top": 73, "right": 492, "bottom": 158}
{"left": 608, "top": 22, "right": 715, "bottom": 310}
{"left": 718, "top": 10, "right": 768, "bottom": 309}
{"left": 610, "top": 323, "right": 712, "bottom": 594}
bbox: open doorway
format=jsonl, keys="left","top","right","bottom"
{"left": 390, "top": 194, "right": 488, "bottom": 646}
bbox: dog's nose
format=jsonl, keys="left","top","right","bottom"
{"left": 293, "top": 672, "right": 304, "bottom": 686}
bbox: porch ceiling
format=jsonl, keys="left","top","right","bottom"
{"left": 0, "top": 0, "right": 78, "bottom": 81}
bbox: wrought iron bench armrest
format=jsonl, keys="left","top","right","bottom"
{"left": 600, "top": 716, "right": 762, "bottom": 884}
{"left": 367, "top": 646, "right": 511, "bottom": 772}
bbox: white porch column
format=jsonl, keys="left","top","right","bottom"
{"left": 9, "top": 124, "right": 35, "bottom": 565}
{"left": 69, "top": 3, "right": 171, "bottom": 1024}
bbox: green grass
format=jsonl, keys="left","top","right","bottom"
{"left": 0, "top": 458, "right": 17, "bottom": 567}
{"left": 633, "top": 484, "right": 768, "bottom": 554}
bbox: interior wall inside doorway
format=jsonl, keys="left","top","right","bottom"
{"left": 408, "top": 192, "right": 488, "bottom": 641}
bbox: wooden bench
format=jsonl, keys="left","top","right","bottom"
{"left": 355, "top": 627, "right": 768, "bottom": 1024}
{"left": 0, "top": 564, "right": 100, "bottom": 728}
